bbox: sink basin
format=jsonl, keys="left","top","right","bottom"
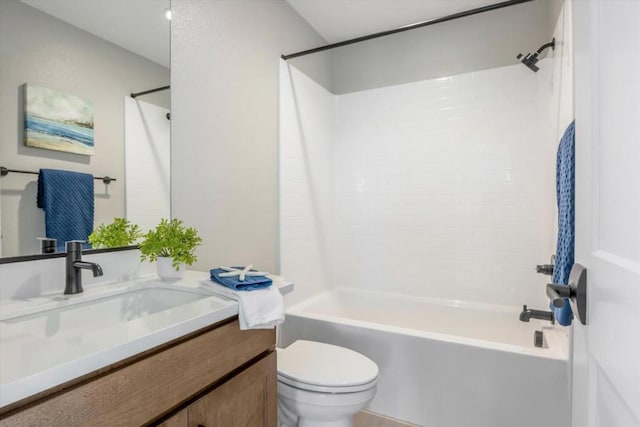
{"left": 2, "top": 287, "right": 214, "bottom": 340}
{"left": 0, "top": 272, "right": 240, "bottom": 408}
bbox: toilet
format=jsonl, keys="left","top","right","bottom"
{"left": 277, "top": 340, "right": 379, "bottom": 427}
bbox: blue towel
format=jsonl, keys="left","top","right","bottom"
{"left": 551, "top": 122, "right": 575, "bottom": 326}
{"left": 210, "top": 267, "right": 273, "bottom": 291}
{"left": 37, "top": 169, "right": 94, "bottom": 250}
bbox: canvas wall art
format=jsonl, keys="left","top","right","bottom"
{"left": 24, "top": 84, "right": 94, "bottom": 156}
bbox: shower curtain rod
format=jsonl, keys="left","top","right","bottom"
{"left": 281, "top": 0, "right": 535, "bottom": 60}
{"left": 130, "top": 85, "right": 170, "bottom": 98}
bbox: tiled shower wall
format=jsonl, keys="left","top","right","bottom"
{"left": 124, "top": 98, "right": 171, "bottom": 233}
{"left": 280, "top": 57, "right": 567, "bottom": 308}
{"left": 279, "top": 62, "right": 336, "bottom": 306}
{"left": 333, "top": 65, "right": 555, "bottom": 307}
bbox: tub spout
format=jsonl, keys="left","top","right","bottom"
{"left": 519, "top": 305, "right": 555, "bottom": 324}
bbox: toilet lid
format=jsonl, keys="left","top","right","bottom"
{"left": 277, "top": 340, "right": 379, "bottom": 392}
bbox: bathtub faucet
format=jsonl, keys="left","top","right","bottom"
{"left": 519, "top": 305, "right": 555, "bottom": 324}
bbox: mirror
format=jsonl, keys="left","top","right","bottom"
{"left": 0, "top": 0, "right": 171, "bottom": 259}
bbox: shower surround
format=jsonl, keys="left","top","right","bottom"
{"left": 278, "top": 3, "right": 574, "bottom": 425}
{"left": 279, "top": 61, "right": 559, "bottom": 309}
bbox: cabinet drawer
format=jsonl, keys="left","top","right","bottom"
{"left": 157, "top": 409, "right": 188, "bottom": 427}
{"left": 188, "top": 352, "right": 276, "bottom": 427}
{"left": 0, "top": 319, "right": 275, "bottom": 426}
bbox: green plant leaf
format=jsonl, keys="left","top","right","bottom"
{"left": 88, "top": 218, "right": 143, "bottom": 248}
{"left": 139, "top": 218, "right": 203, "bottom": 270}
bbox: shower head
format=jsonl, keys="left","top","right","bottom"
{"left": 517, "top": 38, "right": 555, "bottom": 73}
{"left": 517, "top": 52, "right": 540, "bottom": 72}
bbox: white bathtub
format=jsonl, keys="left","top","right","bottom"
{"left": 279, "top": 288, "right": 571, "bottom": 427}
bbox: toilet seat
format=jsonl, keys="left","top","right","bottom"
{"left": 277, "top": 340, "right": 379, "bottom": 394}
{"left": 277, "top": 373, "right": 377, "bottom": 393}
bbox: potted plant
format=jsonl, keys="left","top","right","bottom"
{"left": 139, "top": 218, "right": 202, "bottom": 281}
{"left": 88, "top": 218, "right": 142, "bottom": 248}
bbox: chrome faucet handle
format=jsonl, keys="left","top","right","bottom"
{"left": 546, "top": 284, "right": 568, "bottom": 308}
{"left": 545, "top": 264, "right": 588, "bottom": 325}
{"left": 535, "top": 264, "right": 554, "bottom": 275}
{"left": 536, "top": 254, "right": 556, "bottom": 276}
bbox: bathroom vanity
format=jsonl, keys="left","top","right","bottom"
{"left": 0, "top": 319, "right": 276, "bottom": 426}
{"left": 0, "top": 269, "right": 290, "bottom": 426}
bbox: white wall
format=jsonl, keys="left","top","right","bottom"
{"left": 279, "top": 61, "right": 336, "bottom": 306}
{"left": 171, "top": 0, "right": 331, "bottom": 274}
{"left": 536, "top": 0, "right": 575, "bottom": 285}
{"left": 124, "top": 98, "right": 171, "bottom": 233}
{"left": 0, "top": 0, "right": 170, "bottom": 257}
{"left": 0, "top": 249, "right": 153, "bottom": 302}
{"left": 332, "top": 65, "right": 553, "bottom": 307}
{"left": 543, "top": 2, "right": 575, "bottom": 153}
{"left": 331, "top": 0, "right": 554, "bottom": 94}
{"left": 169, "top": 0, "right": 572, "bottom": 310}
{"left": 280, "top": 13, "right": 574, "bottom": 308}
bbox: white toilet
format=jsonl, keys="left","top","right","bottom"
{"left": 277, "top": 340, "right": 379, "bottom": 427}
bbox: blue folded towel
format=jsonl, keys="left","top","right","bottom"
{"left": 210, "top": 267, "right": 273, "bottom": 291}
{"left": 551, "top": 121, "right": 575, "bottom": 326}
{"left": 37, "top": 169, "right": 94, "bottom": 250}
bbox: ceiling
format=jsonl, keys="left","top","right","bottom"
{"left": 20, "top": 0, "right": 517, "bottom": 67}
{"left": 20, "top": 0, "right": 170, "bottom": 68}
{"left": 286, "top": 0, "right": 510, "bottom": 43}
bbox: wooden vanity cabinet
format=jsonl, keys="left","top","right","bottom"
{"left": 157, "top": 409, "right": 188, "bottom": 427}
{"left": 0, "top": 318, "right": 277, "bottom": 427}
{"left": 186, "top": 352, "right": 276, "bottom": 426}
{"left": 158, "top": 352, "right": 276, "bottom": 427}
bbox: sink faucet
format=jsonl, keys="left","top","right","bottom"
{"left": 519, "top": 305, "right": 555, "bottom": 324}
{"left": 65, "top": 241, "right": 103, "bottom": 294}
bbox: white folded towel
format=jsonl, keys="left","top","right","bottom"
{"left": 201, "top": 279, "right": 285, "bottom": 330}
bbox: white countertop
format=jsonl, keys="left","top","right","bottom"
{"left": 0, "top": 271, "right": 293, "bottom": 408}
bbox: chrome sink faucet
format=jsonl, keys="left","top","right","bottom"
{"left": 65, "top": 241, "right": 103, "bottom": 294}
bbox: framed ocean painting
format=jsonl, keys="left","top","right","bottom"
{"left": 24, "top": 84, "right": 94, "bottom": 156}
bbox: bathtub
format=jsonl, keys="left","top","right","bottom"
{"left": 279, "top": 288, "right": 571, "bottom": 427}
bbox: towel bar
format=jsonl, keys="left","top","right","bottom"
{"left": 0, "top": 166, "right": 116, "bottom": 185}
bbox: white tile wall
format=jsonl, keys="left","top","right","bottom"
{"left": 535, "top": 0, "right": 575, "bottom": 301}
{"left": 279, "top": 61, "right": 336, "bottom": 306}
{"left": 333, "top": 65, "right": 555, "bottom": 307}
{"left": 124, "top": 97, "right": 171, "bottom": 233}
{"left": 280, "top": 59, "right": 568, "bottom": 308}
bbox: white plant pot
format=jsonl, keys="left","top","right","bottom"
{"left": 157, "top": 257, "right": 186, "bottom": 281}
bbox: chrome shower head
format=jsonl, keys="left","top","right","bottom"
{"left": 517, "top": 38, "right": 555, "bottom": 73}
{"left": 517, "top": 52, "right": 540, "bottom": 72}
